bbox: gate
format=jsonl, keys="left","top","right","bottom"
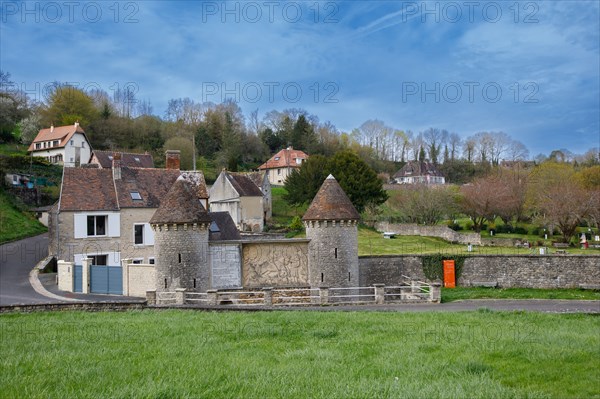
{"left": 74, "top": 265, "right": 83, "bottom": 293}
{"left": 90, "top": 265, "right": 123, "bottom": 295}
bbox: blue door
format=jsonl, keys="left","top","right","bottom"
{"left": 90, "top": 265, "right": 122, "bottom": 295}
{"left": 73, "top": 265, "right": 83, "bottom": 293}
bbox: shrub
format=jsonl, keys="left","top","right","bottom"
{"left": 288, "top": 216, "right": 304, "bottom": 232}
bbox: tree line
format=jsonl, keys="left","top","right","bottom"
{"left": 1, "top": 71, "right": 598, "bottom": 182}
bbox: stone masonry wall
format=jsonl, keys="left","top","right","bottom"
{"left": 153, "top": 224, "right": 209, "bottom": 293}
{"left": 359, "top": 255, "right": 600, "bottom": 288}
{"left": 306, "top": 221, "right": 359, "bottom": 288}
{"left": 376, "top": 222, "right": 482, "bottom": 245}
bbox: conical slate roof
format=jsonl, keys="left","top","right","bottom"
{"left": 302, "top": 175, "right": 360, "bottom": 221}
{"left": 150, "top": 176, "right": 212, "bottom": 224}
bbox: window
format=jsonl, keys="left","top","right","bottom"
{"left": 132, "top": 259, "right": 143, "bottom": 264}
{"left": 148, "top": 258, "right": 155, "bottom": 265}
{"left": 108, "top": 155, "right": 113, "bottom": 160}
{"left": 89, "top": 255, "right": 108, "bottom": 266}
{"left": 130, "top": 191, "right": 142, "bottom": 200}
{"left": 277, "top": 168, "right": 281, "bottom": 175}
{"left": 82, "top": 142, "right": 85, "bottom": 148}
{"left": 53, "top": 140, "right": 59, "bottom": 147}
{"left": 87, "top": 215, "right": 107, "bottom": 236}
{"left": 70, "top": 140, "right": 74, "bottom": 146}
{"left": 134, "top": 224, "right": 144, "bottom": 244}
{"left": 296, "top": 158, "right": 302, "bottom": 164}
{"left": 134, "top": 157, "right": 140, "bottom": 162}
{"left": 274, "top": 156, "right": 280, "bottom": 161}
{"left": 35, "top": 143, "right": 41, "bottom": 149}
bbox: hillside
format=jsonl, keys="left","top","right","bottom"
{"left": 0, "top": 188, "right": 47, "bottom": 243}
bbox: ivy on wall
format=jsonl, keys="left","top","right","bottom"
{"left": 421, "top": 255, "right": 467, "bottom": 281}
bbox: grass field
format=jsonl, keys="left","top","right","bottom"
{"left": 0, "top": 188, "right": 47, "bottom": 243}
{"left": 442, "top": 287, "right": 600, "bottom": 302}
{"left": 271, "top": 186, "right": 308, "bottom": 226}
{"left": 0, "top": 310, "right": 598, "bottom": 398}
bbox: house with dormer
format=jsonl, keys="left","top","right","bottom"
{"left": 258, "top": 147, "right": 308, "bottom": 185}
{"left": 28, "top": 122, "right": 92, "bottom": 167}
{"left": 49, "top": 151, "right": 213, "bottom": 266}
{"left": 392, "top": 161, "right": 446, "bottom": 185}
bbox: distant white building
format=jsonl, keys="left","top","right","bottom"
{"left": 27, "top": 122, "right": 92, "bottom": 167}
{"left": 392, "top": 161, "right": 446, "bottom": 185}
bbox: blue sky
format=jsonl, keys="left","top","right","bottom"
{"left": 1, "top": 0, "right": 599, "bottom": 156}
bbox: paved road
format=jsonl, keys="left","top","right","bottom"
{"left": 0, "top": 234, "right": 50, "bottom": 305}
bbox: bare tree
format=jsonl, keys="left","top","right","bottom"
{"left": 507, "top": 139, "right": 530, "bottom": 162}
{"left": 448, "top": 132, "right": 462, "bottom": 161}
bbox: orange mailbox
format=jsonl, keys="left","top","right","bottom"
{"left": 443, "top": 260, "right": 456, "bottom": 288}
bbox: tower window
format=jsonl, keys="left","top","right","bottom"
{"left": 178, "top": 253, "right": 182, "bottom": 263}
{"left": 321, "top": 273, "right": 324, "bottom": 283}
{"left": 164, "top": 279, "right": 167, "bottom": 289}
{"left": 348, "top": 272, "right": 351, "bottom": 282}
{"left": 334, "top": 248, "right": 338, "bottom": 259}
{"left": 193, "top": 278, "right": 197, "bottom": 288}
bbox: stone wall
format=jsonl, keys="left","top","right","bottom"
{"left": 122, "top": 261, "right": 155, "bottom": 297}
{"left": 375, "top": 222, "right": 482, "bottom": 245}
{"left": 242, "top": 240, "right": 309, "bottom": 287}
{"left": 153, "top": 223, "right": 210, "bottom": 293}
{"left": 359, "top": 255, "right": 600, "bottom": 289}
{"left": 306, "top": 221, "right": 359, "bottom": 288}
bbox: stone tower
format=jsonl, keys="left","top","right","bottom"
{"left": 150, "top": 176, "right": 212, "bottom": 293}
{"left": 303, "top": 174, "right": 360, "bottom": 288}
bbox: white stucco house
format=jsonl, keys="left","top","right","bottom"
{"left": 28, "top": 122, "right": 92, "bottom": 167}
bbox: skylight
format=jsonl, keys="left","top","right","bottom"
{"left": 134, "top": 157, "right": 140, "bottom": 162}
{"left": 274, "top": 157, "right": 280, "bottom": 160}
{"left": 130, "top": 191, "right": 142, "bottom": 200}
{"left": 108, "top": 155, "right": 113, "bottom": 160}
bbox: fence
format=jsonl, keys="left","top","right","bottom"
{"left": 147, "top": 281, "right": 441, "bottom": 307}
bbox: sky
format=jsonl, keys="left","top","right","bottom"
{"left": 1, "top": 0, "right": 599, "bottom": 157}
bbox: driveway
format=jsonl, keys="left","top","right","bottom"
{"left": 0, "top": 234, "right": 50, "bottom": 305}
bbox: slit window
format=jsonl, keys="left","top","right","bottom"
{"left": 334, "top": 248, "right": 338, "bottom": 259}
{"left": 193, "top": 278, "right": 197, "bottom": 288}
{"left": 178, "top": 253, "right": 182, "bottom": 263}
{"left": 321, "top": 273, "right": 324, "bottom": 283}
{"left": 164, "top": 279, "right": 168, "bottom": 289}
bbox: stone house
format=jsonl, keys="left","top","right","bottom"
{"left": 28, "top": 122, "right": 92, "bottom": 167}
{"left": 392, "top": 161, "right": 445, "bottom": 185}
{"left": 258, "top": 147, "right": 308, "bottom": 185}
{"left": 209, "top": 170, "right": 264, "bottom": 232}
{"left": 236, "top": 171, "right": 272, "bottom": 222}
{"left": 89, "top": 150, "right": 154, "bottom": 168}
{"left": 49, "top": 151, "right": 209, "bottom": 266}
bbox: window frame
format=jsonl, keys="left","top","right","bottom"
{"left": 134, "top": 223, "right": 145, "bottom": 245}
{"left": 87, "top": 215, "right": 108, "bottom": 237}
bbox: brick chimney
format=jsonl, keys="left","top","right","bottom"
{"left": 166, "top": 150, "right": 181, "bottom": 170}
{"left": 74, "top": 121, "right": 79, "bottom": 128}
{"left": 112, "top": 152, "right": 122, "bottom": 180}
{"left": 50, "top": 124, "right": 54, "bottom": 133}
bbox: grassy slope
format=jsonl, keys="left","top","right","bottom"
{"left": 0, "top": 310, "right": 598, "bottom": 398}
{"left": 271, "top": 186, "right": 308, "bottom": 226}
{"left": 0, "top": 188, "right": 47, "bottom": 243}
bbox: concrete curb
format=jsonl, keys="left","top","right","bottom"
{"left": 28, "top": 256, "right": 82, "bottom": 303}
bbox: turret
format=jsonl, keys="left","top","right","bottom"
{"left": 303, "top": 175, "right": 360, "bottom": 288}
{"left": 150, "top": 176, "right": 211, "bottom": 292}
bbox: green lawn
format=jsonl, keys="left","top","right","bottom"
{"left": 0, "top": 142, "right": 29, "bottom": 156}
{"left": 0, "top": 310, "right": 598, "bottom": 398}
{"left": 442, "top": 287, "right": 600, "bottom": 303}
{"left": 0, "top": 189, "right": 47, "bottom": 243}
{"left": 271, "top": 186, "right": 307, "bottom": 226}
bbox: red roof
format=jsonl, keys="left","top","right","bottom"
{"left": 91, "top": 150, "right": 154, "bottom": 168}
{"left": 258, "top": 148, "right": 308, "bottom": 170}
{"left": 27, "top": 124, "right": 87, "bottom": 152}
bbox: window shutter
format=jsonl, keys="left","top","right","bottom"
{"left": 144, "top": 223, "right": 155, "bottom": 245}
{"left": 74, "top": 214, "right": 87, "bottom": 238}
{"left": 108, "top": 213, "right": 120, "bottom": 237}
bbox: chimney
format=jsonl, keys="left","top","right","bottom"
{"left": 50, "top": 124, "right": 54, "bottom": 133}
{"left": 74, "top": 121, "right": 79, "bottom": 128}
{"left": 166, "top": 150, "right": 181, "bottom": 170}
{"left": 112, "top": 152, "right": 122, "bottom": 180}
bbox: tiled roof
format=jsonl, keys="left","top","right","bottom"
{"left": 27, "top": 124, "right": 86, "bottom": 152}
{"left": 237, "top": 171, "right": 266, "bottom": 189}
{"left": 116, "top": 168, "right": 180, "bottom": 208}
{"left": 150, "top": 177, "right": 212, "bottom": 225}
{"left": 393, "top": 161, "right": 444, "bottom": 179}
{"left": 59, "top": 167, "right": 209, "bottom": 212}
{"left": 226, "top": 173, "right": 263, "bottom": 197}
{"left": 91, "top": 150, "right": 154, "bottom": 168}
{"left": 258, "top": 148, "right": 308, "bottom": 170}
{"left": 179, "top": 171, "right": 209, "bottom": 199}
{"left": 209, "top": 211, "right": 241, "bottom": 241}
{"left": 59, "top": 168, "right": 119, "bottom": 211}
{"left": 302, "top": 175, "right": 360, "bottom": 221}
